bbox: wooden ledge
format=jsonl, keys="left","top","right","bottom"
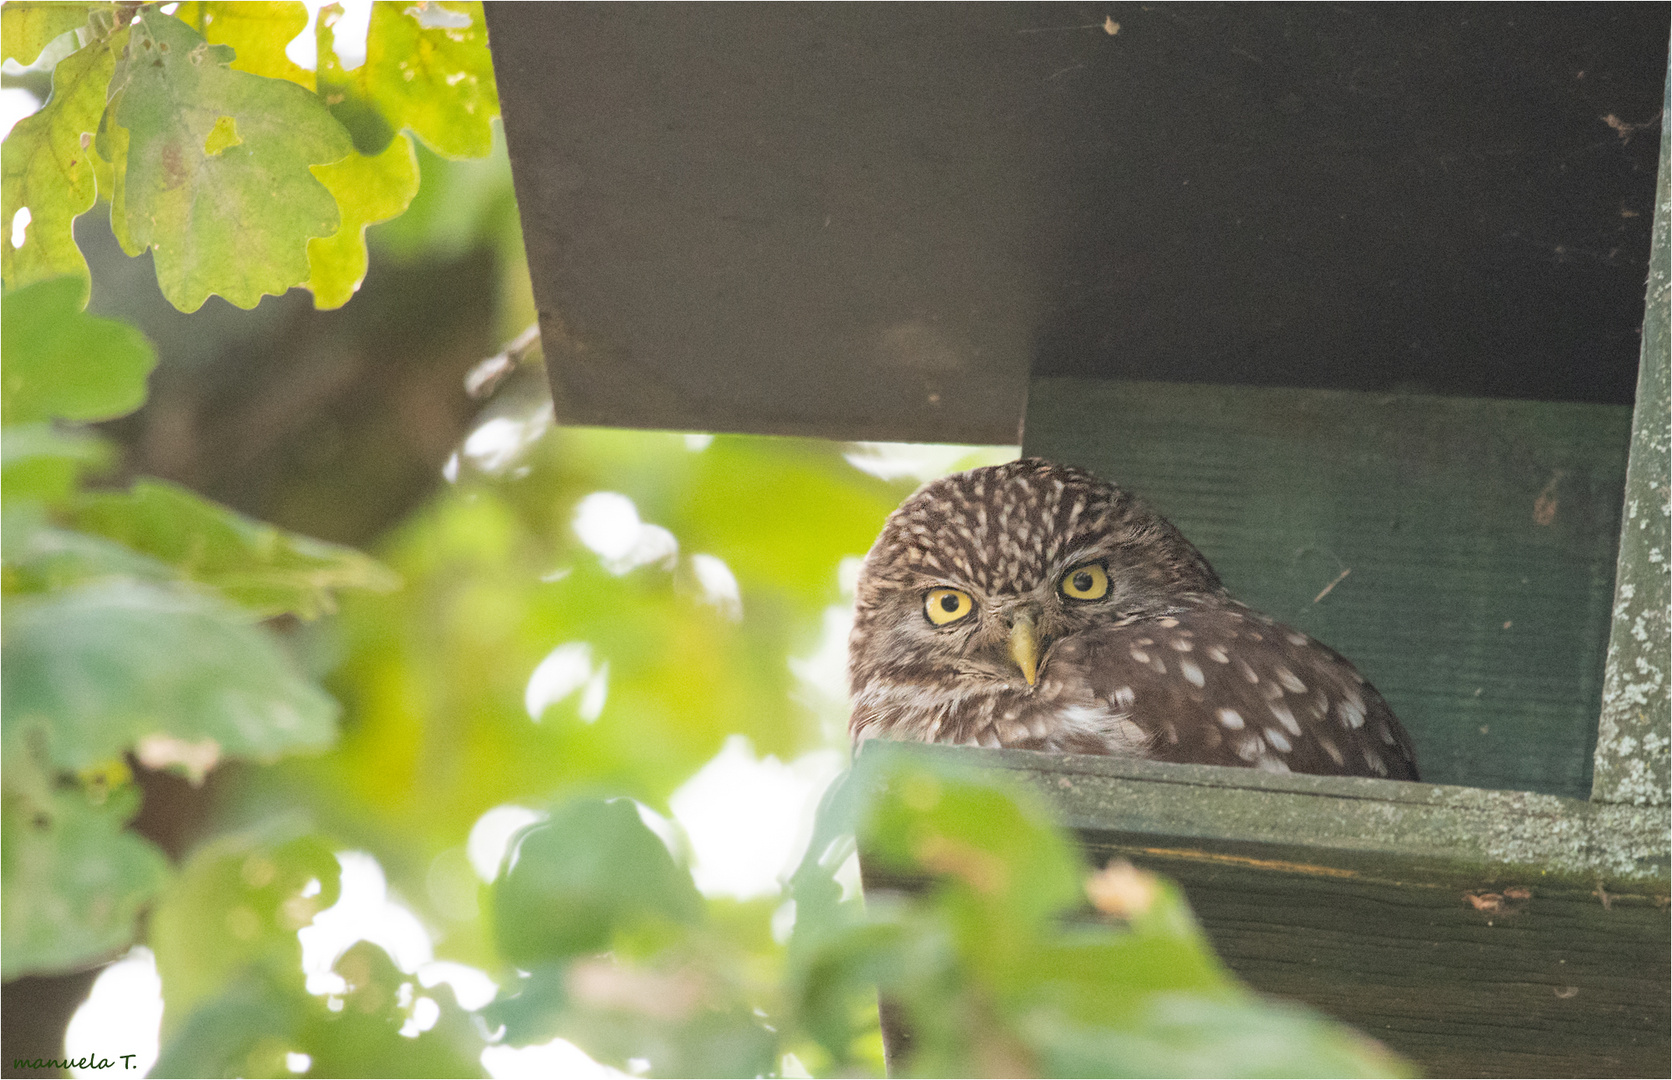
{"left": 858, "top": 742, "right": 1670, "bottom": 891}
{"left": 856, "top": 741, "right": 1671, "bottom": 1077}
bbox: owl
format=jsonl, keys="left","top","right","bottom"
{"left": 847, "top": 458, "right": 1419, "bottom": 780}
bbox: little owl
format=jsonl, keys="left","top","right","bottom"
{"left": 847, "top": 458, "right": 1419, "bottom": 779}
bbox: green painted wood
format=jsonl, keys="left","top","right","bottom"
{"left": 1022, "top": 380, "right": 1631, "bottom": 800}
{"left": 857, "top": 741, "right": 1672, "bottom": 1078}
{"left": 1593, "top": 65, "right": 1671, "bottom": 807}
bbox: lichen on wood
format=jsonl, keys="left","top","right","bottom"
{"left": 1593, "top": 68, "right": 1671, "bottom": 807}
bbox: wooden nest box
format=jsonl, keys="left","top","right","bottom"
{"left": 488, "top": 6, "right": 1671, "bottom": 1075}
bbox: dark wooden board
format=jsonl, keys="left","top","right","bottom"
{"left": 487, "top": 4, "right": 1667, "bottom": 443}
{"left": 1116, "top": 850, "right": 1669, "bottom": 1078}
{"left": 1022, "top": 380, "right": 1631, "bottom": 799}
{"left": 857, "top": 742, "right": 1672, "bottom": 1078}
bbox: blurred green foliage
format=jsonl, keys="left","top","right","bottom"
{"left": 0, "top": 5, "right": 1410, "bottom": 1077}
{"left": 0, "top": 418, "right": 354, "bottom": 983}
{"left": 0, "top": 273, "right": 387, "bottom": 983}
{"left": 787, "top": 748, "right": 1410, "bottom": 1077}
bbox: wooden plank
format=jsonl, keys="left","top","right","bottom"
{"left": 859, "top": 743, "right": 1669, "bottom": 890}
{"left": 1593, "top": 65, "right": 1671, "bottom": 807}
{"left": 1112, "top": 853, "right": 1668, "bottom": 1078}
{"left": 1023, "top": 380, "right": 1631, "bottom": 799}
{"left": 487, "top": 6, "right": 1666, "bottom": 443}
{"left": 857, "top": 742, "right": 1671, "bottom": 1078}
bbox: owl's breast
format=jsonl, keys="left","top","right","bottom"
{"left": 848, "top": 659, "right": 1152, "bottom": 757}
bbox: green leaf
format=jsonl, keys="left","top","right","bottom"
{"left": 792, "top": 749, "right": 1410, "bottom": 1077}
{"left": 155, "top": 944, "right": 488, "bottom": 1078}
{"left": 89, "top": 98, "right": 129, "bottom": 248}
{"left": 305, "top": 133, "right": 420, "bottom": 309}
{"left": 105, "top": 11, "right": 351, "bottom": 312}
{"left": 0, "top": 276, "right": 157, "bottom": 425}
{"left": 492, "top": 797, "right": 704, "bottom": 968}
{"left": 172, "top": 1, "right": 314, "bottom": 88}
{"left": 1, "top": 780, "right": 170, "bottom": 979}
{"left": 479, "top": 964, "right": 570, "bottom": 1047}
{"left": 359, "top": 1, "right": 498, "bottom": 160}
{"left": 856, "top": 751, "right": 1086, "bottom": 929}
{"left": 72, "top": 478, "right": 400, "bottom": 619}
{"left": 1, "top": 579, "right": 339, "bottom": 775}
{"left": 2, "top": 524, "right": 179, "bottom": 597}
{"left": 0, "top": 423, "right": 112, "bottom": 506}
{"left": 0, "top": 3, "right": 92, "bottom": 67}
{"left": 362, "top": 124, "right": 518, "bottom": 265}
{"left": 151, "top": 832, "right": 486, "bottom": 1076}
{"left": 483, "top": 951, "right": 781, "bottom": 1077}
{"left": 150, "top": 829, "right": 341, "bottom": 1037}
{"left": 150, "top": 971, "right": 309, "bottom": 1079}
{"left": 314, "top": 2, "right": 395, "bottom": 155}
{"left": 528, "top": 972, "right": 780, "bottom": 1079}
{"left": 1, "top": 29, "right": 123, "bottom": 294}
{"left": 1026, "top": 992, "right": 1412, "bottom": 1079}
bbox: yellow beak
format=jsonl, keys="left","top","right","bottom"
{"left": 1007, "top": 614, "right": 1040, "bottom": 686}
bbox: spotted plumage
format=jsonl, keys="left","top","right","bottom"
{"left": 847, "top": 458, "right": 1419, "bottom": 779}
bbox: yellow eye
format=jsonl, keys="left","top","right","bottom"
{"left": 924, "top": 587, "right": 974, "bottom": 625}
{"left": 1059, "top": 563, "right": 1109, "bottom": 601}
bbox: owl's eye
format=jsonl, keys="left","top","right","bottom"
{"left": 924, "top": 587, "right": 974, "bottom": 626}
{"left": 1059, "top": 563, "right": 1110, "bottom": 601}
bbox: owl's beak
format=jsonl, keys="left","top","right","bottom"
{"left": 1007, "top": 613, "right": 1040, "bottom": 686}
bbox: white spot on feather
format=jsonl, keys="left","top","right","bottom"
{"left": 1272, "top": 665, "right": 1307, "bottom": 694}
{"left": 1268, "top": 702, "right": 1302, "bottom": 737}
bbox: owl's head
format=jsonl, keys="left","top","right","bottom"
{"left": 848, "top": 458, "right": 1227, "bottom": 698}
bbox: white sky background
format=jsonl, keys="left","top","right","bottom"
{"left": 22, "top": 6, "right": 1022, "bottom": 1055}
